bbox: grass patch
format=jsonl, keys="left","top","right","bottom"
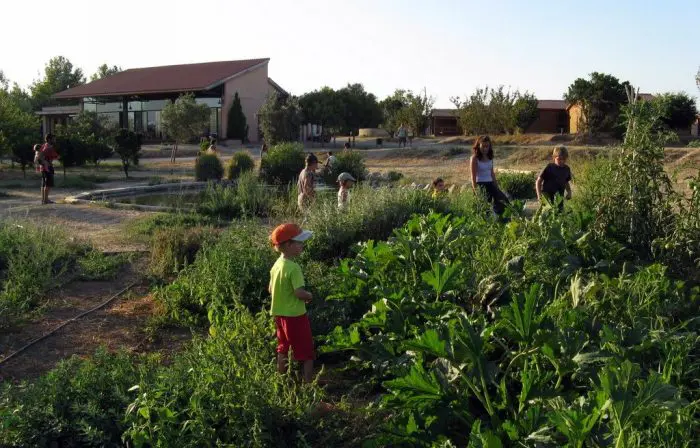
{"left": 126, "top": 212, "right": 223, "bottom": 238}
{"left": 77, "top": 251, "right": 131, "bottom": 280}
{"left": 149, "top": 226, "right": 218, "bottom": 279}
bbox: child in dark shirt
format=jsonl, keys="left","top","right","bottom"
{"left": 536, "top": 145, "right": 572, "bottom": 209}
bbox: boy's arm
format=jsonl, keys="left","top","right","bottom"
{"left": 470, "top": 156, "right": 477, "bottom": 192}
{"left": 535, "top": 177, "right": 544, "bottom": 201}
{"left": 294, "top": 288, "right": 312, "bottom": 303}
{"left": 565, "top": 182, "right": 572, "bottom": 199}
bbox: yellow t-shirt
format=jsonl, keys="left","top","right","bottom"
{"left": 269, "top": 256, "right": 306, "bottom": 316}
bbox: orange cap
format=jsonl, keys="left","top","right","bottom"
{"left": 270, "top": 223, "right": 313, "bottom": 246}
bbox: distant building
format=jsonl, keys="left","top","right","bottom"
{"left": 42, "top": 58, "right": 286, "bottom": 142}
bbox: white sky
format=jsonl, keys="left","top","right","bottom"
{"left": 1, "top": 0, "right": 698, "bottom": 108}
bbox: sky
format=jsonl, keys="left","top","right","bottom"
{"left": 1, "top": 0, "right": 698, "bottom": 108}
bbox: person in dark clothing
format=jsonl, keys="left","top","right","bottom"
{"left": 536, "top": 145, "right": 572, "bottom": 210}
{"left": 470, "top": 135, "right": 509, "bottom": 216}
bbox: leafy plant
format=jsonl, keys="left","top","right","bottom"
{"left": 320, "top": 150, "right": 367, "bottom": 186}
{"left": 226, "top": 151, "right": 255, "bottom": 180}
{"left": 259, "top": 142, "right": 305, "bottom": 185}
{"left": 194, "top": 153, "right": 224, "bottom": 181}
{"left": 498, "top": 171, "right": 537, "bottom": 199}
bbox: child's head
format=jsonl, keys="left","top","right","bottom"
{"left": 473, "top": 135, "right": 493, "bottom": 160}
{"left": 343, "top": 142, "right": 351, "bottom": 150}
{"left": 553, "top": 145, "right": 569, "bottom": 166}
{"left": 45, "top": 133, "right": 54, "bottom": 144}
{"left": 33, "top": 144, "right": 42, "bottom": 152}
{"left": 337, "top": 172, "right": 356, "bottom": 188}
{"left": 432, "top": 177, "right": 446, "bottom": 191}
{"left": 209, "top": 140, "right": 217, "bottom": 149}
{"left": 305, "top": 153, "right": 319, "bottom": 171}
{"left": 270, "top": 223, "right": 313, "bottom": 258}
{"left": 327, "top": 151, "right": 333, "bottom": 157}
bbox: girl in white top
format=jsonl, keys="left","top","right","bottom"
{"left": 470, "top": 135, "right": 509, "bottom": 216}
{"left": 337, "top": 172, "right": 356, "bottom": 209}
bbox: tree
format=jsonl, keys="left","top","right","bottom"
{"left": 652, "top": 93, "right": 697, "bottom": 132}
{"left": 395, "top": 88, "right": 434, "bottom": 137}
{"left": 564, "top": 72, "right": 630, "bottom": 135}
{"left": 513, "top": 93, "right": 540, "bottom": 132}
{"left": 0, "top": 90, "right": 40, "bottom": 171}
{"left": 299, "top": 87, "right": 344, "bottom": 141}
{"left": 161, "top": 93, "right": 211, "bottom": 162}
{"left": 66, "top": 111, "right": 116, "bottom": 165}
{"left": 451, "top": 86, "right": 537, "bottom": 135}
{"left": 258, "top": 91, "right": 302, "bottom": 145}
{"left": 114, "top": 129, "right": 141, "bottom": 178}
{"left": 336, "top": 83, "right": 383, "bottom": 136}
{"left": 30, "top": 56, "right": 85, "bottom": 110}
{"left": 226, "top": 92, "right": 248, "bottom": 142}
{"left": 90, "top": 64, "right": 122, "bottom": 81}
{"left": 379, "top": 90, "right": 409, "bottom": 136}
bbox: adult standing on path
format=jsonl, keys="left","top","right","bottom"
{"left": 470, "top": 135, "right": 509, "bottom": 217}
{"left": 39, "top": 133, "right": 59, "bottom": 204}
{"left": 396, "top": 123, "right": 408, "bottom": 148}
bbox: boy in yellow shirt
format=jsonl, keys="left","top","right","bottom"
{"left": 269, "top": 223, "right": 315, "bottom": 382}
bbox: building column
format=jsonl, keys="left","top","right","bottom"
{"left": 122, "top": 96, "right": 129, "bottom": 130}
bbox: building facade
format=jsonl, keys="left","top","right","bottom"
{"left": 45, "top": 58, "right": 285, "bottom": 143}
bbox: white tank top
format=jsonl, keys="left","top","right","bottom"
{"left": 475, "top": 158, "right": 493, "bottom": 182}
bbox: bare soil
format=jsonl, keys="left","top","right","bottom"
{"left": 0, "top": 262, "right": 191, "bottom": 381}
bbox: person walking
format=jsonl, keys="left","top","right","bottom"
{"left": 470, "top": 135, "right": 509, "bottom": 217}
{"left": 38, "top": 134, "right": 59, "bottom": 204}
{"left": 396, "top": 123, "right": 408, "bottom": 148}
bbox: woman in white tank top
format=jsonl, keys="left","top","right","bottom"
{"left": 470, "top": 135, "right": 509, "bottom": 216}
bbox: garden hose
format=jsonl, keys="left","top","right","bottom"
{"left": 0, "top": 280, "right": 139, "bottom": 367}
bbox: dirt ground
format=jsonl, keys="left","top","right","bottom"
{"left": 0, "top": 261, "right": 191, "bottom": 381}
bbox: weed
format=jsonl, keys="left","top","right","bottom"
{"left": 149, "top": 226, "right": 218, "bottom": 279}
{"left": 78, "top": 251, "right": 130, "bottom": 280}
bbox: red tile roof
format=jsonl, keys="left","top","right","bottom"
{"left": 54, "top": 58, "right": 269, "bottom": 98}
{"left": 538, "top": 100, "right": 566, "bottom": 110}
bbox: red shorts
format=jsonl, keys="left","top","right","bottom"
{"left": 275, "top": 314, "right": 314, "bottom": 361}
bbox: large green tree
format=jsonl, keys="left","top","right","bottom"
{"left": 30, "top": 56, "right": 85, "bottom": 110}
{"left": 652, "top": 93, "right": 697, "bottom": 132}
{"left": 0, "top": 89, "right": 40, "bottom": 174}
{"left": 564, "top": 72, "right": 630, "bottom": 135}
{"left": 90, "top": 64, "right": 122, "bottom": 81}
{"left": 258, "top": 91, "right": 301, "bottom": 145}
{"left": 299, "top": 86, "right": 344, "bottom": 137}
{"left": 379, "top": 90, "right": 409, "bottom": 136}
{"left": 161, "top": 93, "right": 211, "bottom": 162}
{"left": 226, "top": 92, "right": 248, "bottom": 142}
{"left": 336, "top": 83, "right": 383, "bottom": 135}
{"left": 65, "top": 111, "right": 116, "bottom": 165}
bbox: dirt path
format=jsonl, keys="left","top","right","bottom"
{"left": 0, "top": 263, "right": 191, "bottom": 381}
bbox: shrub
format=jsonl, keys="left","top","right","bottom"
{"left": 225, "top": 151, "right": 255, "bottom": 180}
{"left": 259, "top": 142, "right": 305, "bottom": 185}
{"left": 194, "top": 153, "right": 224, "bottom": 181}
{"left": 386, "top": 170, "right": 404, "bottom": 182}
{"left": 497, "top": 171, "right": 536, "bottom": 199}
{"left": 196, "top": 183, "right": 238, "bottom": 219}
{"left": 149, "top": 226, "right": 218, "bottom": 279}
{"left": 113, "top": 129, "right": 142, "bottom": 179}
{"left": 0, "top": 349, "right": 150, "bottom": 447}
{"left": 320, "top": 151, "right": 368, "bottom": 186}
{"left": 235, "top": 170, "right": 272, "bottom": 217}
{"left": 198, "top": 139, "right": 210, "bottom": 153}
{"left": 78, "top": 251, "right": 129, "bottom": 280}
{"left": 156, "top": 222, "right": 276, "bottom": 325}
{"left": 124, "top": 309, "right": 322, "bottom": 447}
{"left": 0, "top": 221, "right": 86, "bottom": 328}
{"left": 687, "top": 139, "right": 700, "bottom": 148}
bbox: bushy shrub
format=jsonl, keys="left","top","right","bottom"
{"left": 259, "top": 142, "right": 305, "bottom": 185}
{"left": 124, "top": 309, "right": 324, "bottom": 447}
{"left": 196, "top": 175, "right": 273, "bottom": 219}
{"left": 320, "top": 151, "right": 368, "bottom": 186}
{"left": 687, "top": 139, "right": 700, "bottom": 148}
{"left": 225, "top": 151, "right": 255, "bottom": 180}
{"left": 302, "top": 185, "right": 447, "bottom": 261}
{"left": 386, "top": 171, "right": 404, "bottom": 182}
{"left": 194, "top": 153, "right": 224, "bottom": 181}
{"left": 0, "top": 349, "right": 150, "bottom": 447}
{"left": 156, "top": 222, "right": 276, "bottom": 325}
{"left": 497, "top": 171, "right": 536, "bottom": 199}
{"left": 149, "top": 226, "right": 218, "bottom": 279}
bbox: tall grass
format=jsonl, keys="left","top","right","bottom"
{"left": 0, "top": 222, "right": 87, "bottom": 328}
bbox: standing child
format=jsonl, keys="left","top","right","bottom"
{"left": 431, "top": 177, "right": 447, "bottom": 199}
{"left": 337, "top": 172, "right": 356, "bottom": 209}
{"left": 38, "top": 134, "right": 59, "bottom": 205}
{"left": 297, "top": 153, "right": 319, "bottom": 211}
{"left": 269, "top": 223, "right": 315, "bottom": 382}
{"left": 536, "top": 145, "right": 572, "bottom": 210}
{"left": 470, "top": 135, "right": 509, "bottom": 216}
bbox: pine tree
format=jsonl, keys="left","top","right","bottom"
{"left": 227, "top": 92, "right": 248, "bottom": 142}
